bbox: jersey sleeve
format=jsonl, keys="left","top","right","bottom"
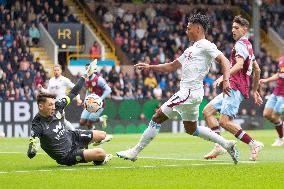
{"left": 235, "top": 41, "right": 249, "bottom": 60}
{"left": 205, "top": 43, "right": 222, "bottom": 59}
{"left": 98, "top": 76, "right": 112, "bottom": 100}
{"left": 176, "top": 51, "right": 186, "bottom": 65}
{"left": 30, "top": 121, "right": 43, "bottom": 138}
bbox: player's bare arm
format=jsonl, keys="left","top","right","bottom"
{"left": 134, "top": 60, "right": 181, "bottom": 73}
{"left": 259, "top": 73, "right": 279, "bottom": 84}
{"left": 252, "top": 60, "right": 263, "bottom": 106}
{"left": 214, "top": 54, "right": 231, "bottom": 96}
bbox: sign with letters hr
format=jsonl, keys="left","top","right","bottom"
{"left": 48, "top": 23, "right": 84, "bottom": 46}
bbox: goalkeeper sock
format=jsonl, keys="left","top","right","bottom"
{"left": 133, "top": 120, "right": 161, "bottom": 153}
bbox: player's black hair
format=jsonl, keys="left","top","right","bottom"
{"left": 188, "top": 13, "right": 210, "bottom": 33}
{"left": 233, "top": 15, "right": 249, "bottom": 28}
{"left": 36, "top": 92, "right": 56, "bottom": 105}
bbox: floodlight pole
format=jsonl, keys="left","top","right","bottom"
{"left": 253, "top": 0, "right": 261, "bottom": 56}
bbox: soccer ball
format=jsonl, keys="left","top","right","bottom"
{"left": 84, "top": 94, "right": 103, "bottom": 113}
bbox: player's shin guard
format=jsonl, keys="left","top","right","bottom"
{"left": 133, "top": 120, "right": 161, "bottom": 153}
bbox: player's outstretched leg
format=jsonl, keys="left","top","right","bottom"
{"left": 263, "top": 93, "right": 284, "bottom": 146}
{"left": 219, "top": 115, "right": 263, "bottom": 161}
{"left": 203, "top": 103, "right": 227, "bottom": 159}
{"left": 116, "top": 109, "right": 168, "bottom": 161}
{"left": 184, "top": 121, "right": 239, "bottom": 164}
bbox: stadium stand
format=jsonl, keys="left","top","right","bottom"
{"left": 0, "top": 0, "right": 78, "bottom": 100}
{"left": 0, "top": 0, "right": 283, "bottom": 101}
{"left": 86, "top": 1, "right": 281, "bottom": 100}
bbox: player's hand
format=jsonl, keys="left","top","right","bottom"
{"left": 222, "top": 80, "right": 231, "bottom": 97}
{"left": 38, "top": 84, "right": 43, "bottom": 91}
{"left": 213, "top": 77, "right": 223, "bottom": 89}
{"left": 253, "top": 91, "right": 263, "bottom": 106}
{"left": 134, "top": 63, "right": 151, "bottom": 71}
{"left": 259, "top": 79, "right": 267, "bottom": 85}
{"left": 83, "top": 59, "right": 97, "bottom": 78}
{"left": 27, "top": 137, "right": 40, "bottom": 159}
{"left": 77, "top": 99, "right": 83, "bottom": 106}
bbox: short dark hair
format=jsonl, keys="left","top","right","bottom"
{"left": 36, "top": 92, "right": 56, "bottom": 105}
{"left": 188, "top": 13, "right": 210, "bottom": 33}
{"left": 233, "top": 15, "right": 249, "bottom": 28}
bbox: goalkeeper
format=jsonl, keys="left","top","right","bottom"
{"left": 27, "top": 61, "right": 112, "bottom": 166}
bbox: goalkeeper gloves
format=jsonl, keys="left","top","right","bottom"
{"left": 83, "top": 59, "right": 97, "bottom": 78}
{"left": 27, "top": 137, "right": 40, "bottom": 159}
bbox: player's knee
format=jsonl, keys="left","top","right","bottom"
{"left": 202, "top": 108, "right": 210, "bottom": 118}
{"left": 93, "top": 130, "right": 106, "bottom": 142}
{"left": 219, "top": 117, "right": 227, "bottom": 128}
{"left": 183, "top": 122, "right": 197, "bottom": 135}
{"left": 271, "top": 113, "right": 280, "bottom": 122}
{"left": 80, "top": 119, "right": 86, "bottom": 126}
{"left": 93, "top": 148, "right": 106, "bottom": 161}
{"left": 184, "top": 127, "right": 195, "bottom": 135}
{"left": 86, "top": 121, "right": 94, "bottom": 128}
{"left": 152, "top": 109, "right": 166, "bottom": 124}
{"left": 263, "top": 112, "right": 271, "bottom": 120}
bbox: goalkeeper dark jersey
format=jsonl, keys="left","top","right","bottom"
{"left": 31, "top": 98, "right": 73, "bottom": 161}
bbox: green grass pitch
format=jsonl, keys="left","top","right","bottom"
{"left": 0, "top": 130, "right": 284, "bottom": 189}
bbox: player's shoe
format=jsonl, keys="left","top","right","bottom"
{"left": 93, "top": 154, "right": 113, "bottom": 165}
{"left": 250, "top": 141, "right": 264, "bottom": 161}
{"left": 102, "top": 154, "right": 113, "bottom": 165}
{"left": 101, "top": 115, "right": 108, "bottom": 128}
{"left": 93, "top": 134, "right": 113, "bottom": 146}
{"left": 204, "top": 143, "right": 227, "bottom": 160}
{"left": 116, "top": 148, "right": 138, "bottom": 162}
{"left": 224, "top": 140, "right": 239, "bottom": 164}
{"left": 271, "top": 138, "right": 284, "bottom": 147}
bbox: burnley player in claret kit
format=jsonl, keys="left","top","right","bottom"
{"left": 260, "top": 56, "right": 284, "bottom": 146}
{"left": 27, "top": 61, "right": 112, "bottom": 166}
{"left": 80, "top": 61, "right": 112, "bottom": 130}
{"left": 202, "top": 15, "right": 264, "bottom": 161}
{"left": 117, "top": 13, "right": 240, "bottom": 164}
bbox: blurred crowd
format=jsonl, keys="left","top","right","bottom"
{"left": 91, "top": 1, "right": 280, "bottom": 100}
{"left": 0, "top": 0, "right": 282, "bottom": 102}
{"left": 0, "top": 0, "right": 78, "bottom": 100}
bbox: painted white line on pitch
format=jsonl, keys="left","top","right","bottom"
{"left": 128, "top": 156, "right": 257, "bottom": 164}
{"left": 0, "top": 152, "right": 45, "bottom": 155}
{"left": 0, "top": 163, "right": 237, "bottom": 175}
{"left": 0, "top": 151, "right": 260, "bottom": 164}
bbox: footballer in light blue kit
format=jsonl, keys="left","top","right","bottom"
{"left": 202, "top": 15, "right": 263, "bottom": 161}
{"left": 80, "top": 63, "right": 112, "bottom": 129}
{"left": 260, "top": 56, "right": 284, "bottom": 146}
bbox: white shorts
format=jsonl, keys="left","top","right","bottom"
{"left": 161, "top": 88, "right": 204, "bottom": 121}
